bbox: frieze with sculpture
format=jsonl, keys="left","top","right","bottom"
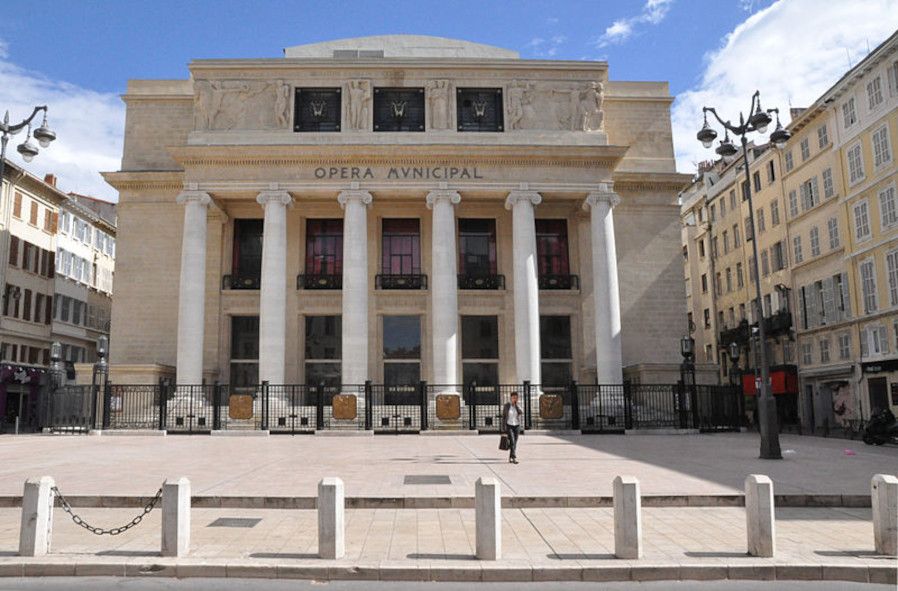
{"left": 194, "top": 76, "right": 605, "bottom": 133}
{"left": 507, "top": 80, "right": 605, "bottom": 132}
{"left": 194, "top": 79, "right": 292, "bottom": 131}
{"left": 346, "top": 79, "right": 372, "bottom": 130}
{"left": 426, "top": 80, "right": 451, "bottom": 130}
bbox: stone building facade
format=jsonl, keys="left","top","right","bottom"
{"left": 0, "top": 162, "right": 116, "bottom": 430}
{"left": 0, "top": 164, "right": 63, "bottom": 370}
{"left": 52, "top": 193, "right": 116, "bottom": 366}
{"left": 104, "top": 35, "right": 689, "bottom": 389}
{"left": 680, "top": 31, "right": 898, "bottom": 431}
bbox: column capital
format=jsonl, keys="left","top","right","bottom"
{"left": 337, "top": 190, "right": 373, "bottom": 209}
{"left": 426, "top": 190, "right": 461, "bottom": 209}
{"left": 176, "top": 191, "right": 211, "bottom": 206}
{"left": 256, "top": 190, "right": 293, "bottom": 207}
{"left": 583, "top": 187, "right": 621, "bottom": 211}
{"left": 504, "top": 190, "right": 542, "bottom": 210}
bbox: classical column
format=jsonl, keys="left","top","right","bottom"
{"left": 427, "top": 189, "right": 461, "bottom": 388}
{"left": 338, "top": 190, "right": 373, "bottom": 385}
{"left": 505, "top": 190, "right": 542, "bottom": 385}
{"left": 584, "top": 185, "right": 623, "bottom": 383}
{"left": 256, "top": 190, "right": 293, "bottom": 385}
{"left": 175, "top": 191, "right": 211, "bottom": 385}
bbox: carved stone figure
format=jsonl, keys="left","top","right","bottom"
{"left": 551, "top": 81, "right": 605, "bottom": 131}
{"left": 196, "top": 79, "right": 304, "bottom": 130}
{"left": 347, "top": 80, "right": 371, "bottom": 130}
{"left": 427, "top": 80, "right": 450, "bottom": 129}
{"left": 194, "top": 80, "right": 224, "bottom": 129}
{"left": 274, "top": 79, "right": 291, "bottom": 127}
{"left": 220, "top": 82, "right": 268, "bottom": 130}
{"left": 194, "top": 81, "right": 208, "bottom": 129}
{"left": 577, "top": 81, "right": 604, "bottom": 132}
{"left": 507, "top": 80, "right": 534, "bottom": 130}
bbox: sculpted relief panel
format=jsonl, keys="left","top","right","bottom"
{"left": 507, "top": 80, "right": 604, "bottom": 132}
{"left": 194, "top": 76, "right": 605, "bottom": 133}
{"left": 426, "top": 79, "right": 451, "bottom": 130}
{"left": 346, "top": 79, "right": 372, "bottom": 131}
{"left": 195, "top": 79, "right": 292, "bottom": 130}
